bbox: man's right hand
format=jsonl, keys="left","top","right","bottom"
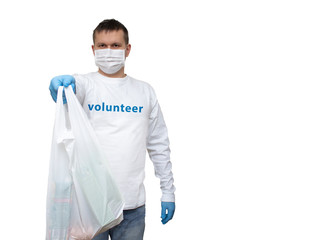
{"left": 49, "top": 75, "right": 76, "bottom": 103}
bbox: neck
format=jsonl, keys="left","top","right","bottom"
{"left": 98, "top": 67, "right": 126, "bottom": 78}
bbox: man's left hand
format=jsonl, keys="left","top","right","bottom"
{"left": 161, "top": 202, "right": 175, "bottom": 224}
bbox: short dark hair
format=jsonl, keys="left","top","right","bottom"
{"left": 93, "top": 19, "right": 129, "bottom": 45}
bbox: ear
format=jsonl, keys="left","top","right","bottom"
{"left": 92, "top": 45, "right": 95, "bottom": 56}
{"left": 125, "top": 44, "right": 131, "bottom": 58}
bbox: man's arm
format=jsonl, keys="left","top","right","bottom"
{"left": 147, "top": 94, "right": 176, "bottom": 224}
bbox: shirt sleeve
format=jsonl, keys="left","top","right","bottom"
{"left": 73, "top": 73, "right": 86, "bottom": 105}
{"left": 147, "top": 88, "right": 176, "bottom": 202}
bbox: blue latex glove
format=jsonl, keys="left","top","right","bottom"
{"left": 49, "top": 75, "right": 76, "bottom": 103}
{"left": 161, "top": 202, "right": 175, "bottom": 224}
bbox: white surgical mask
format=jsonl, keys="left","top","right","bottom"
{"left": 94, "top": 48, "right": 125, "bottom": 74}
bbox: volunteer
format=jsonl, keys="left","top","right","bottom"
{"left": 49, "top": 19, "right": 176, "bottom": 240}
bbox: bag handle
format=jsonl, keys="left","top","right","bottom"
{"left": 54, "top": 86, "right": 65, "bottom": 142}
{"left": 57, "top": 86, "right": 64, "bottom": 105}
{"left": 64, "top": 84, "right": 105, "bottom": 153}
{"left": 55, "top": 86, "right": 75, "bottom": 147}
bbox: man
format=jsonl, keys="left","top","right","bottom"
{"left": 49, "top": 19, "right": 176, "bottom": 240}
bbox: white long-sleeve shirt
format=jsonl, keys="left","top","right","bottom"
{"left": 73, "top": 72, "right": 175, "bottom": 210}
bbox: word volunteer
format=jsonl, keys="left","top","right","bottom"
{"left": 88, "top": 103, "right": 144, "bottom": 113}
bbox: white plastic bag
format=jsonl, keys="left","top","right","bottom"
{"left": 46, "top": 86, "right": 124, "bottom": 240}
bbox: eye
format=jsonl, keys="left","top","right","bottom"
{"left": 98, "top": 44, "right": 106, "bottom": 48}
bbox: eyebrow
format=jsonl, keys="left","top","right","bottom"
{"left": 97, "top": 42, "right": 122, "bottom": 46}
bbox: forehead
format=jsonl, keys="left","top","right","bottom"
{"left": 94, "top": 30, "right": 125, "bottom": 44}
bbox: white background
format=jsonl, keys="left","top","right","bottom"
{"left": 0, "top": 0, "right": 327, "bottom": 239}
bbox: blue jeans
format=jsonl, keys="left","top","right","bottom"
{"left": 92, "top": 205, "right": 145, "bottom": 240}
